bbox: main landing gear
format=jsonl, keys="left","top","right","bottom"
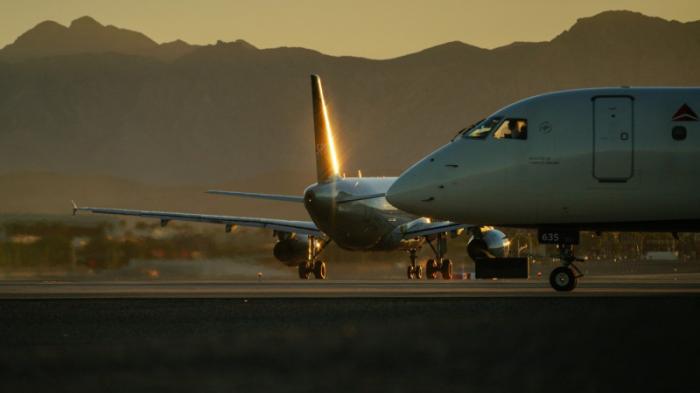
{"left": 549, "top": 243, "right": 584, "bottom": 292}
{"left": 406, "top": 232, "right": 453, "bottom": 280}
{"left": 298, "top": 235, "right": 330, "bottom": 280}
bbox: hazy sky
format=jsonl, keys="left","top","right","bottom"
{"left": 1, "top": 0, "right": 699, "bottom": 59}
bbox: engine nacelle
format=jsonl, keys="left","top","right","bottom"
{"left": 273, "top": 235, "right": 308, "bottom": 266}
{"left": 467, "top": 229, "right": 509, "bottom": 260}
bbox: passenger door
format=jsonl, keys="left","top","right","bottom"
{"left": 593, "top": 96, "right": 634, "bottom": 182}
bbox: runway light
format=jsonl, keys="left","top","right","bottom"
{"left": 146, "top": 269, "right": 159, "bottom": 279}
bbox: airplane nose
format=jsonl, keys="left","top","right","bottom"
{"left": 388, "top": 140, "right": 463, "bottom": 216}
{"left": 386, "top": 176, "right": 414, "bottom": 212}
{"left": 386, "top": 161, "right": 436, "bottom": 215}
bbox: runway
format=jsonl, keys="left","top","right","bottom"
{"left": 1, "top": 275, "right": 700, "bottom": 298}
{"left": 1, "top": 294, "right": 699, "bottom": 392}
{"left": 2, "top": 278, "right": 699, "bottom": 392}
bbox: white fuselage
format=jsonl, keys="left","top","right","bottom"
{"left": 387, "top": 87, "right": 700, "bottom": 230}
{"left": 304, "top": 177, "right": 421, "bottom": 251}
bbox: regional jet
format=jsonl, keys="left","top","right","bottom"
{"left": 72, "top": 75, "right": 509, "bottom": 279}
{"left": 387, "top": 87, "right": 700, "bottom": 290}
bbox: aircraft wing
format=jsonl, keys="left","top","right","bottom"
{"left": 71, "top": 202, "right": 321, "bottom": 236}
{"left": 206, "top": 190, "right": 304, "bottom": 203}
{"left": 400, "top": 219, "right": 470, "bottom": 238}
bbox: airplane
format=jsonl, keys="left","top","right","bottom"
{"left": 386, "top": 87, "right": 700, "bottom": 291}
{"left": 72, "top": 74, "right": 509, "bottom": 280}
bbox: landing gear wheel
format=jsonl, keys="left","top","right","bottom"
{"left": 425, "top": 259, "right": 438, "bottom": 279}
{"left": 549, "top": 266, "right": 577, "bottom": 292}
{"left": 440, "top": 259, "right": 453, "bottom": 280}
{"left": 414, "top": 265, "right": 423, "bottom": 280}
{"left": 407, "top": 265, "right": 423, "bottom": 280}
{"left": 313, "top": 260, "right": 327, "bottom": 280}
{"left": 298, "top": 263, "right": 310, "bottom": 280}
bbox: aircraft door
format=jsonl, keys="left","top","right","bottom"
{"left": 593, "top": 96, "right": 633, "bottom": 181}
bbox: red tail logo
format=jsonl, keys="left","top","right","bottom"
{"left": 672, "top": 103, "right": 698, "bottom": 121}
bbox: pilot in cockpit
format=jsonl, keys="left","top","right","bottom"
{"left": 508, "top": 120, "right": 528, "bottom": 140}
{"left": 517, "top": 121, "right": 528, "bottom": 139}
{"left": 506, "top": 121, "right": 516, "bottom": 139}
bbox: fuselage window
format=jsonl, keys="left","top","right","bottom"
{"left": 493, "top": 119, "right": 528, "bottom": 140}
{"left": 463, "top": 117, "right": 502, "bottom": 139}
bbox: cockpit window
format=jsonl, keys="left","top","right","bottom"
{"left": 493, "top": 119, "right": 528, "bottom": 140}
{"left": 460, "top": 117, "right": 502, "bottom": 139}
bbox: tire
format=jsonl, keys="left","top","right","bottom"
{"left": 313, "top": 260, "right": 327, "bottom": 280}
{"left": 441, "top": 259, "right": 453, "bottom": 280}
{"left": 549, "top": 266, "right": 577, "bottom": 291}
{"left": 406, "top": 265, "right": 415, "bottom": 280}
{"left": 415, "top": 265, "right": 423, "bottom": 280}
{"left": 425, "top": 259, "right": 438, "bottom": 279}
{"left": 298, "top": 263, "right": 310, "bottom": 279}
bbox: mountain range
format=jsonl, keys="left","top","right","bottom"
{"left": 0, "top": 11, "right": 699, "bottom": 215}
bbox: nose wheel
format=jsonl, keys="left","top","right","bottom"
{"left": 298, "top": 235, "right": 329, "bottom": 280}
{"left": 298, "top": 260, "right": 327, "bottom": 279}
{"left": 407, "top": 264, "right": 423, "bottom": 279}
{"left": 407, "top": 248, "right": 423, "bottom": 279}
{"left": 549, "top": 266, "right": 577, "bottom": 291}
{"left": 549, "top": 243, "right": 584, "bottom": 291}
{"left": 313, "top": 260, "right": 327, "bottom": 279}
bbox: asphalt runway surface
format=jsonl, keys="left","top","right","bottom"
{"left": 1, "top": 279, "right": 699, "bottom": 392}
{"left": 2, "top": 276, "right": 700, "bottom": 298}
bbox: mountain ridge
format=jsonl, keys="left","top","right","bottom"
{"left": 2, "top": 10, "right": 697, "bottom": 63}
{"left": 0, "top": 10, "right": 699, "bottom": 213}
{"left": 0, "top": 15, "right": 195, "bottom": 62}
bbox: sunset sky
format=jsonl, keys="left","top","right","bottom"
{"left": 1, "top": 0, "right": 699, "bottom": 59}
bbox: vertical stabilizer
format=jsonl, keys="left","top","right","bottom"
{"left": 311, "top": 74, "right": 340, "bottom": 183}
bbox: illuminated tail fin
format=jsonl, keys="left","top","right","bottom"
{"left": 311, "top": 74, "right": 340, "bottom": 183}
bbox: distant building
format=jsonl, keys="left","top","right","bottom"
{"left": 10, "top": 234, "right": 41, "bottom": 245}
{"left": 644, "top": 251, "right": 679, "bottom": 261}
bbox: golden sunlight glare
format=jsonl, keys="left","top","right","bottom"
{"left": 318, "top": 82, "right": 341, "bottom": 175}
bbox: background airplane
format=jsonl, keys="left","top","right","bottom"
{"left": 72, "top": 75, "right": 509, "bottom": 279}
{"left": 387, "top": 87, "right": 700, "bottom": 290}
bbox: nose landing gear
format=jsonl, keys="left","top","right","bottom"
{"left": 313, "top": 260, "right": 327, "bottom": 279}
{"left": 549, "top": 243, "right": 584, "bottom": 292}
{"left": 550, "top": 266, "right": 576, "bottom": 291}
{"left": 407, "top": 249, "right": 423, "bottom": 279}
{"left": 537, "top": 229, "right": 584, "bottom": 292}
{"left": 298, "top": 235, "right": 330, "bottom": 280}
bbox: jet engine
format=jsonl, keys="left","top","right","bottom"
{"left": 467, "top": 228, "right": 509, "bottom": 260}
{"left": 273, "top": 235, "right": 309, "bottom": 266}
